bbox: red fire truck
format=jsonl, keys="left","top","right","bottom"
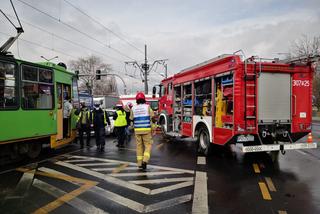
{"left": 153, "top": 54, "right": 317, "bottom": 156}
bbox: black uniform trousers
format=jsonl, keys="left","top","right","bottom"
{"left": 115, "top": 126, "right": 126, "bottom": 146}
{"left": 78, "top": 125, "right": 91, "bottom": 146}
{"left": 94, "top": 127, "right": 105, "bottom": 147}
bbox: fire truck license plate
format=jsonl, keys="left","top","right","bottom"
{"left": 237, "top": 135, "right": 254, "bottom": 142}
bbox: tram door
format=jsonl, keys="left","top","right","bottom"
{"left": 56, "top": 83, "right": 71, "bottom": 140}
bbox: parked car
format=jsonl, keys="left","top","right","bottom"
{"left": 105, "top": 109, "right": 116, "bottom": 135}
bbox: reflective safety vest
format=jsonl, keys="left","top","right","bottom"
{"left": 77, "top": 110, "right": 90, "bottom": 124}
{"left": 114, "top": 110, "right": 127, "bottom": 127}
{"left": 132, "top": 104, "right": 151, "bottom": 132}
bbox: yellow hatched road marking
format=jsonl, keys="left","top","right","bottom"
{"left": 16, "top": 167, "right": 98, "bottom": 214}
{"left": 258, "top": 182, "right": 272, "bottom": 200}
{"left": 253, "top": 163, "right": 261, "bottom": 173}
{"left": 32, "top": 183, "right": 95, "bottom": 214}
{"left": 112, "top": 163, "right": 129, "bottom": 174}
{"left": 278, "top": 211, "right": 288, "bottom": 214}
{"left": 265, "top": 177, "right": 277, "bottom": 192}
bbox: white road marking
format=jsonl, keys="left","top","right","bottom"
{"left": 150, "top": 181, "right": 193, "bottom": 195}
{"left": 111, "top": 171, "right": 185, "bottom": 177}
{"left": 5, "top": 169, "right": 36, "bottom": 200}
{"left": 38, "top": 167, "right": 192, "bottom": 213}
{"left": 197, "top": 156, "right": 206, "bottom": 165}
{"left": 90, "top": 184, "right": 145, "bottom": 213}
{"left": 91, "top": 166, "right": 137, "bottom": 172}
{"left": 33, "top": 179, "right": 108, "bottom": 214}
{"left": 65, "top": 159, "right": 95, "bottom": 163}
{"left": 144, "top": 194, "right": 192, "bottom": 213}
{"left": 77, "top": 163, "right": 119, "bottom": 167}
{"left": 265, "top": 177, "right": 277, "bottom": 192}
{"left": 192, "top": 171, "right": 208, "bottom": 214}
{"left": 69, "top": 155, "right": 194, "bottom": 174}
{"left": 130, "top": 177, "right": 194, "bottom": 184}
{"left": 56, "top": 161, "right": 151, "bottom": 195}
{"left": 295, "top": 150, "right": 308, "bottom": 156}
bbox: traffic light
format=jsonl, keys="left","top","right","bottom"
{"left": 96, "top": 70, "right": 101, "bottom": 80}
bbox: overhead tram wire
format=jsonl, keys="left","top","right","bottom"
{"left": 0, "top": 31, "right": 78, "bottom": 60}
{"left": 4, "top": 13, "right": 122, "bottom": 63}
{"left": 16, "top": 0, "right": 137, "bottom": 61}
{"left": 0, "top": 31, "right": 139, "bottom": 81}
{"left": 63, "top": 0, "right": 145, "bottom": 56}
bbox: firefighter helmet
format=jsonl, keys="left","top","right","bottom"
{"left": 116, "top": 102, "right": 123, "bottom": 108}
{"left": 136, "top": 92, "right": 146, "bottom": 101}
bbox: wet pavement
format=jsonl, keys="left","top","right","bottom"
{"left": 0, "top": 126, "right": 319, "bottom": 214}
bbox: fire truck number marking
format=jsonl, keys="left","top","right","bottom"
{"left": 293, "top": 80, "right": 309, "bottom": 87}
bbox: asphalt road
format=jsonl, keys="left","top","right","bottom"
{"left": 0, "top": 125, "right": 319, "bottom": 214}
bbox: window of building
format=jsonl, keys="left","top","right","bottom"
{"left": 0, "top": 61, "right": 18, "bottom": 109}
{"left": 21, "top": 65, "right": 53, "bottom": 109}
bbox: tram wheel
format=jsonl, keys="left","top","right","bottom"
{"left": 27, "top": 142, "right": 42, "bottom": 159}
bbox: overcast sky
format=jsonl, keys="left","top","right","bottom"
{"left": 1, "top": 0, "right": 320, "bottom": 94}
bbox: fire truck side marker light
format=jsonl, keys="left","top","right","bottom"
{"left": 253, "top": 163, "right": 261, "bottom": 173}
{"left": 265, "top": 177, "right": 277, "bottom": 192}
{"left": 258, "top": 182, "right": 272, "bottom": 200}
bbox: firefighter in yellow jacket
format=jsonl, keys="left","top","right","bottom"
{"left": 130, "top": 92, "right": 154, "bottom": 171}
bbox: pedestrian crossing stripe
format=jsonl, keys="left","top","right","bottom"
{"left": 56, "top": 156, "right": 194, "bottom": 195}
{"left": 36, "top": 159, "right": 194, "bottom": 213}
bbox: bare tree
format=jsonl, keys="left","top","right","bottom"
{"left": 69, "top": 55, "right": 117, "bottom": 95}
{"left": 94, "top": 75, "right": 118, "bottom": 95}
{"left": 290, "top": 35, "right": 320, "bottom": 110}
{"left": 291, "top": 35, "right": 320, "bottom": 57}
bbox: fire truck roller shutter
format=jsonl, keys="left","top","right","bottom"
{"left": 258, "top": 73, "right": 291, "bottom": 123}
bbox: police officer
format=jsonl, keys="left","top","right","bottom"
{"left": 113, "top": 103, "right": 127, "bottom": 148}
{"left": 77, "top": 102, "right": 91, "bottom": 149}
{"left": 92, "top": 102, "right": 110, "bottom": 151}
{"left": 124, "top": 102, "right": 133, "bottom": 143}
{"left": 130, "top": 92, "right": 154, "bottom": 170}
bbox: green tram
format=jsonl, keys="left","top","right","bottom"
{"left": 0, "top": 54, "right": 80, "bottom": 159}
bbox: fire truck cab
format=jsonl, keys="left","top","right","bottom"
{"left": 153, "top": 54, "right": 317, "bottom": 156}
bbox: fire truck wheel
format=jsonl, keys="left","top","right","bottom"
{"left": 160, "top": 118, "right": 167, "bottom": 135}
{"left": 197, "top": 127, "right": 211, "bottom": 156}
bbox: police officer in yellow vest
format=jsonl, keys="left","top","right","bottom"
{"left": 76, "top": 102, "right": 91, "bottom": 149}
{"left": 113, "top": 103, "right": 128, "bottom": 148}
{"left": 130, "top": 92, "right": 154, "bottom": 171}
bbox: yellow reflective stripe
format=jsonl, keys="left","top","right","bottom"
{"left": 76, "top": 112, "right": 82, "bottom": 122}
{"left": 137, "top": 156, "right": 143, "bottom": 160}
{"left": 104, "top": 111, "right": 107, "bottom": 124}
{"left": 134, "top": 128, "right": 151, "bottom": 131}
{"left": 143, "top": 152, "right": 150, "bottom": 158}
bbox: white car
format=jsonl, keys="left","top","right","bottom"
{"left": 105, "top": 109, "right": 115, "bottom": 135}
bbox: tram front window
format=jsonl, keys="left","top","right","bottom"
{"left": 0, "top": 61, "right": 17, "bottom": 109}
